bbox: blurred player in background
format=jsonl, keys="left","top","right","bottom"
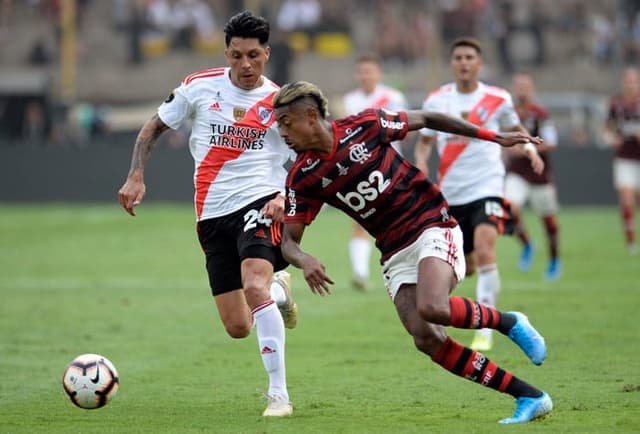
{"left": 604, "top": 67, "right": 640, "bottom": 255}
{"left": 117, "top": 11, "right": 297, "bottom": 417}
{"left": 342, "top": 53, "right": 410, "bottom": 290}
{"left": 504, "top": 72, "right": 561, "bottom": 280}
{"left": 273, "top": 81, "right": 552, "bottom": 424}
{"left": 415, "top": 38, "right": 544, "bottom": 352}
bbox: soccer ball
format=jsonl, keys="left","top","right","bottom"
{"left": 62, "top": 353, "right": 119, "bottom": 409}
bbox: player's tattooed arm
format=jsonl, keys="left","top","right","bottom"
{"left": 118, "top": 114, "right": 170, "bottom": 216}
{"left": 127, "top": 114, "right": 170, "bottom": 176}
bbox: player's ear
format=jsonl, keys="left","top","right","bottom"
{"left": 306, "top": 106, "right": 319, "bottom": 122}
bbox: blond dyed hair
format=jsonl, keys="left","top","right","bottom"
{"left": 273, "top": 81, "right": 330, "bottom": 119}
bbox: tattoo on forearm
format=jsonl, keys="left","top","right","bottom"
{"left": 128, "top": 114, "right": 168, "bottom": 176}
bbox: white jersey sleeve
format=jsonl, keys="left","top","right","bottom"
{"left": 158, "top": 84, "right": 194, "bottom": 130}
{"left": 496, "top": 92, "right": 520, "bottom": 131}
{"left": 540, "top": 119, "right": 558, "bottom": 146}
{"left": 420, "top": 90, "right": 446, "bottom": 138}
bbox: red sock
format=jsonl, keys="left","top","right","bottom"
{"left": 622, "top": 205, "right": 636, "bottom": 245}
{"left": 543, "top": 215, "right": 559, "bottom": 259}
{"left": 432, "top": 337, "right": 512, "bottom": 392}
{"left": 449, "top": 296, "right": 508, "bottom": 331}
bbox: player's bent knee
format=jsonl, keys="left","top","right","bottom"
{"left": 416, "top": 301, "right": 450, "bottom": 325}
{"left": 224, "top": 322, "right": 252, "bottom": 339}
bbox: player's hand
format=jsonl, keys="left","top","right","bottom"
{"left": 262, "top": 194, "right": 285, "bottom": 222}
{"left": 118, "top": 176, "right": 146, "bottom": 216}
{"left": 300, "top": 256, "right": 334, "bottom": 296}
{"left": 495, "top": 132, "right": 543, "bottom": 148}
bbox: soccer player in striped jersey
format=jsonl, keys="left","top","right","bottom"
{"left": 504, "top": 72, "right": 562, "bottom": 280}
{"left": 415, "top": 37, "right": 544, "bottom": 352}
{"left": 118, "top": 11, "right": 297, "bottom": 417}
{"left": 342, "top": 53, "right": 410, "bottom": 291}
{"left": 273, "top": 81, "right": 552, "bottom": 424}
{"left": 604, "top": 67, "right": 640, "bottom": 255}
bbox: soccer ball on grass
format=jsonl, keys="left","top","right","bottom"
{"left": 62, "top": 353, "right": 119, "bottom": 409}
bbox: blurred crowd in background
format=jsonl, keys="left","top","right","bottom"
{"left": 0, "top": 0, "right": 639, "bottom": 148}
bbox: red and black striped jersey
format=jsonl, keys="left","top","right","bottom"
{"left": 607, "top": 95, "right": 640, "bottom": 161}
{"left": 507, "top": 102, "right": 557, "bottom": 184}
{"left": 284, "top": 108, "right": 457, "bottom": 263}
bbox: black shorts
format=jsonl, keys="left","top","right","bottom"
{"left": 448, "top": 197, "right": 515, "bottom": 255}
{"left": 196, "top": 193, "right": 288, "bottom": 296}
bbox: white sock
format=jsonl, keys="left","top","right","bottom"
{"left": 270, "top": 278, "right": 287, "bottom": 306}
{"left": 253, "top": 301, "right": 288, "bottom": 400}
{"left": 476, "top": 264, "right": 500, "bottom": 338}
{"left": 349, "top": 237, "right": 371, "bottom": 280}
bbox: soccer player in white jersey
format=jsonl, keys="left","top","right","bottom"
{"left": 117, "top": 11, "right": 297, "bottom": 417}
{"left": 415, "top": 37, "right": 544, "bottom": 352}
{"left": 342, "top": 53, "right": 410, "bottom": 290}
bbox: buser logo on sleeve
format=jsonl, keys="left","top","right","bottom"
{"left": 380, "top": 117, "right": 405, "bottom": 130}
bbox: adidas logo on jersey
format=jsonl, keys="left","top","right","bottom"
{"left": 208, "top": 101, "right": 221, "bottom": 111}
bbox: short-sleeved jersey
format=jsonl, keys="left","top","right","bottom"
{"left": 607, "top": 95, "right": 640, "bottom": 161}
{"left": 507, "top": 102, "right": 558, "bottom": 184}
{"left": 158, "top": 67, "right": 293, "bottom": 221}
{"left": 343, "top": 84, "right": 408, "bottom": 115}
{"left": 343, "top": 84, "right": 409, "bottom": 152}
{"left": 420, "top": 82, "right": 520, "bottom": 205}
{"left": 284, "top": 108, "right": 457, "bottom": 263}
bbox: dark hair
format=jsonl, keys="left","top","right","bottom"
{"left": 224, "top": 11, "right": 270, "bottom": 47}
{"left": 450, "top": 37, "right": 482, "bottom": 56}
{"left": 356, "top": 52, "right": 381, "bottom": 65}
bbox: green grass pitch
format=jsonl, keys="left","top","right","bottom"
{"left": 0, "top": 204, "right": 638, "bottom": 433}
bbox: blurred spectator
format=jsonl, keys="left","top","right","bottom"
{"left": 439, "top": 0, "right": 478, "bottom": 49}
{"left": 316, "top": 0, "right": 349, "bottom": 32}
{"left": 591, "top": 11, "right": 615, "bottom": 64}
{"left": 268, "top": 30, "right": 294, "bottom": 86}
{"left": 0, "top": 0, "right": 14, "bottom": 43}
{"left": 375, "top": 1, "right": 404, "bottom": 64}
{"left": 372, "top": 0, "right": 432, "bottom": 66}
{"left": 488, "top": 0, "right": 515, "bottom": 74}
{"left": 27, "top": 34, "right": 55, "bottom": 65}
{"left": 528, "top": 0, "right": 548, "bottom": 66}
{"left": 556, "top": 0, "right": 589, "bottom": 60}
{"left": 276, "top": 0, "right": 321, "bottom": 37}
{"left": 145, "top": 0, "right": 216, "bottom": 51}
{"left": 125, "top": 0, "right": 145, "bottom": 65}
{"left": 22, "top": 100, "right": 47, "bottom": 146}
{"left": 68, "top": 101, "right": 111, "bottom": 146}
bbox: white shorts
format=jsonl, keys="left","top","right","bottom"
{"left": 613, "top": 158, "right": 640, "bottom": 190}
{"left": 504, "top": 173, "right": 559, "bottom": 216}
{"left": 381, "top": 226, "right": 466, "bottom": 301}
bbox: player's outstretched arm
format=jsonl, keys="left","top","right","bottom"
{"left": 405, "top": 110, "right": 542, "bottom": 148}
{"left": 118, "top": 114, "right": 170, "bottom": 216}
{"left": 281, "top": 222, "right": 334, "bottom": 296}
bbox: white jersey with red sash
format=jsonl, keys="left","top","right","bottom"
{"left": 158, "top": 67, "right": 293, "bottom": 221}
{"left": 420, "top": 82, "right": 520, "bottom": 205}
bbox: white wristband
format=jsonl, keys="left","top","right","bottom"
{"left": 523, "top": 142, "right": 536, "bottom": 153}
